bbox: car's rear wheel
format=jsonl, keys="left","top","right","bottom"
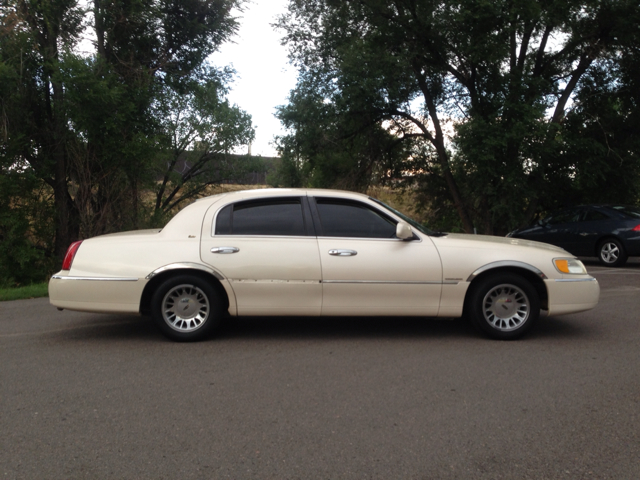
{"left": 597, "top": 238, "right": 627, "bottom": 267}
{"left": 467, "top": 273, "right": 540, "bottom": 340}
{"left": 151, "top": 275, "right": 222, "bottom": 341}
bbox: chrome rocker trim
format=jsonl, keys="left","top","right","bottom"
{"left": 51, "top": 276, "right": 138, "bottom": 282}
{"left": 322, "top": 280, "right": 458, "bottom": 285}
{"left": 553, "top": 278, "right": 598, "bottom": 283}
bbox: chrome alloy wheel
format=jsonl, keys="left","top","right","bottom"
{"left": 161, "top": 284, "right": 210, "bottom": 332}
{"left": 482, "top": 283, "right": 530, "bottom": 332}
{"left": 600, "top": 242, "right": 620, "bottom": 264}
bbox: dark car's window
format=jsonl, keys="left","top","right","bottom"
{"left": 544, "top": 208, "right": 582, "bottom": 225}
{"left": 583, "top": 210, "right": 609, "bottom": 222}
{"left": 315, "top": 198, "right": 396, "bottom": 238}
{"left": 611, "top": 205, "right": 640, "bottom": 219}
{"left": 215, "top": 199, "right": 306, "bottom": 236}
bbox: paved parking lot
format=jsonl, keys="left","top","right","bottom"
{"left": 1, "top": 259, "right": 639, "bottom": 479}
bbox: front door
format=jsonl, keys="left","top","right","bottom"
{"left": 311, "top": 197, "right": 443, "bottom": 316}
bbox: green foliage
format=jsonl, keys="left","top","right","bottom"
{"left": 558, "top": 60, "right": 640, "bottom": 208}
{"left": 0, "top": 170, "right": 56, "bottom": 288}
{"left": 277, "top": 0, "right": 640, "bottom": 233}
{"left": 0, "top": 283, "right": 49, "bottom": 301}
{"left": 1, "top": 0, "right": 253, "bottom": 273}
{"left": 153, "top": 66, "right": 255, "bottom": 213}
{"left": 274, "top": 69, "right": 415, "bottom": 192}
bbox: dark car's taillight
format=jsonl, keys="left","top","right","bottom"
{"left": 633, "top": 224, "right": 640, "bottom": 232}
{"left": 62, "top": 241, "right": 83, "bottom": 270}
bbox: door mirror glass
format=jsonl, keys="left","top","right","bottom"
{"left": 396, "top": 222, "right": 413, "bottom": 240}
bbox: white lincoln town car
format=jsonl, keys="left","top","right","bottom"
{"left": 49, "top": 188, "right": 600, "bottom": 341}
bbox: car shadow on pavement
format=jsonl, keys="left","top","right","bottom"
{"left": 215, "top": 316, "right": 479, "bottom": 341}
{"left": 48, "top": 312, "right": 594, "bottom": 344}
{"left": 52, "top": 314, "right": 483, "bottom": 343}
{"left": 214, "top": 314, "right": 593, "bottom": 342}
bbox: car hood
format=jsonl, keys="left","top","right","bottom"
{"left": 438, "top": 233, "right": 569, "bottom": 254}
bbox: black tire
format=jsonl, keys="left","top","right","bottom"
{"left": 466, "top": 273, "right": 540, "bottom": 340}
{"left": 597, "top": 238, "right": 627, "bottom": 267}
{"left": 150, "top": 275, "right": 222, "bottom": 342}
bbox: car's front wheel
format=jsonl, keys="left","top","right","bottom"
{"left": 597, "top": 238, "right": 627, "bottom": 267}
{"left": 466, "top": 273, "right": 540, "bottom": 340}
{"left": 151, "top": 275, "right": 222, "bottom": 341}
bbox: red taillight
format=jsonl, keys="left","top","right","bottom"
{"left": 633, "top": 224, "right": 640, "bottom": 232}
{"left": 62, "top": 241, "right": 83, "bottom": 270}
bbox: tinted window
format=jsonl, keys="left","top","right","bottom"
{"left": 316, "top": 198, "right": 396, "bottom": 238}
{"left": 545, "top": 208, "right": 582, "bottom": 225}
{"left": 215, "top": 205, "right": 232, "bottom": 234}
{"left": 215, "top": 199, "right": 306, "bottom": 236}
{"left": 611, "top": 205, "right": 640, "bottom": 219}
{"left": 583, "top": 210, "right": 609, "bottom": 222}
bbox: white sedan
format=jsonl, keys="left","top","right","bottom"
{"left": 49, "top": 188, "right": 599, "bottom": 341}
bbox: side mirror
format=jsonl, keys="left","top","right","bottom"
{"left": 396, "top": 221, "right": 414, "bottom": 240}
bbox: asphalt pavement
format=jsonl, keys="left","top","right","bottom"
{"left": 1, "top": 259, "right": 639, "bottom": 479}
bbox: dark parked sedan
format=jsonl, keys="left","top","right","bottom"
{"left": 507, "top": 205, "right": 640, "bottom": 267}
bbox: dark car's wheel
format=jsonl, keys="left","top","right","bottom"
{"left": 597, "top": 238, "right": 627, "bottom": 267}
{"left": 151, "top": 275, "right": 222, "bottom": 341}
{"left": 466, "top": 273, "right": 540, "bottom": 340}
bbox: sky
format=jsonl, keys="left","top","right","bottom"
{"left": 210, "top": 0, "right": 298, "bottom": 157}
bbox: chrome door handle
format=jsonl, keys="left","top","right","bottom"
{"left": 211, "top": 247, "right": 239, "bottom": 254}
{"left": 329, "top": 249, "right": 357, "bottom": 256}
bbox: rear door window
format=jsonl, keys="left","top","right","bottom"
{"left": 215, "top": 198, "right": 307, "bottom": 236}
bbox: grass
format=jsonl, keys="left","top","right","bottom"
{"left": 0, "top": 282, "right": 49, "bottom": 302}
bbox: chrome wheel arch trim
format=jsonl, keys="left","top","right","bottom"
{"left": 146, "top": 263, "right": 225, "bottom": 281}
{"left": 466, "top": 261, "right": 548, "bottom": 282}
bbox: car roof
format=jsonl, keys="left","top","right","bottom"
{"left": 163, "top": 188, "right": 376, "bottom": 234}
{"left": 194, "top": 188, "right": 371, "bottom": 204}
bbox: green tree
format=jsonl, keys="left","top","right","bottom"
{"left": 555, "top": 14, "right": 640, "bottom": 210}
{"left": 277, "top": 0, "right": 637, "bottom": 233}
{"left": 1, "top": 0, "right": 248, "bottom": 259}
{"left": 274, "top": 73, "right": 410, "bottom": 190}
{"left": 1, "top": 0, "right": 84, "bottom": 255}
{"left": 1, "top": 0, "right": 254, "bottom": 285}
{"left": 152, "top": 66, "right": 255, "bottom": 217}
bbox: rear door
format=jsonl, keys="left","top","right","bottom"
{"left": 201, "top": 196, "right": 322, "bottom": 316}
{"left": 568, "top": 207, "right": 611, "bottom": 255}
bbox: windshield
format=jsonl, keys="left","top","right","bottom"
{"left": 611, "top": 205, "right": 640, "bottom": 219}
{"left": 369, "top": 197, "right": 440, "bottom": 236}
